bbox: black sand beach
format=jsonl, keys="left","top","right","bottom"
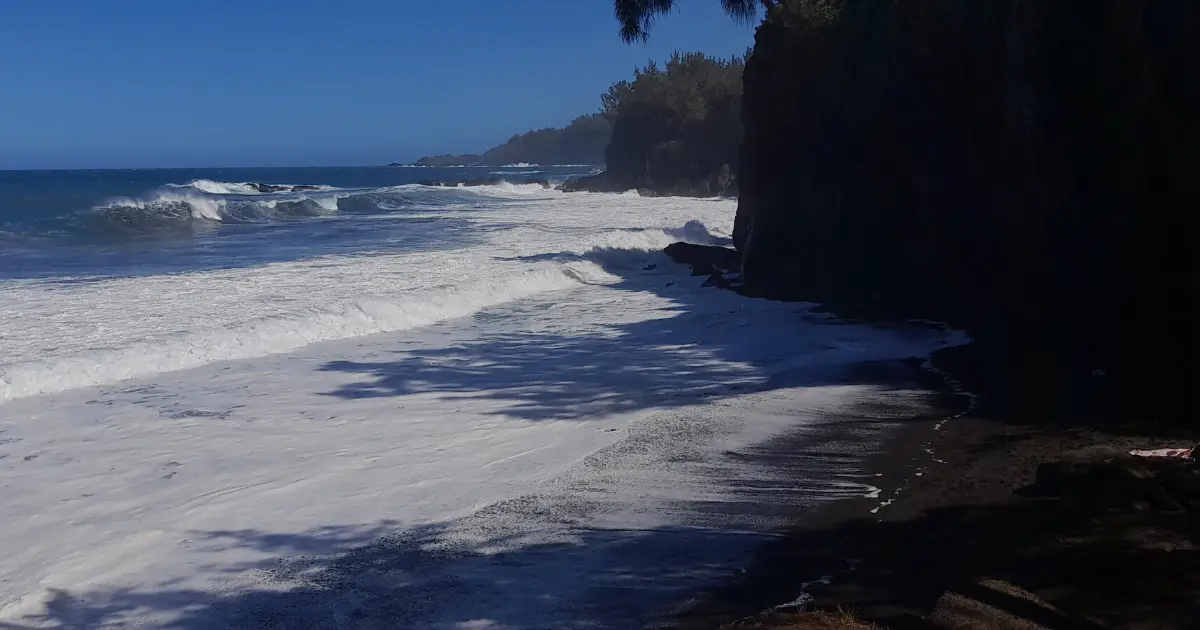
{"left": 671, "top": 342, "right": 1200, "bottom": 630}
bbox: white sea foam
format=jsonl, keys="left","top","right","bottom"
{"left": 0, "top": 188, "right": 969, "bottom": 629}
{"left": 0, "top": 191, "right": 732, "bottom": 401}
{"left": 456, "top": 181, "right": 554, "bottom": 196}
{"left": 0, "top": 265, "right": 603, "bottom": 402}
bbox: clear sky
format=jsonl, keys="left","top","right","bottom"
{"left": 1, "top": 0, "right": 755, "bottom": 170}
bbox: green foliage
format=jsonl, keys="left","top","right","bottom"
{"left": 609, "top": 52, "right": 744, "bottom": 123}
{"left": 614, "top": 0, "right": 773, "bottom": 42}
{"left": 600, "top": 51, "right": 744, "bottom": 192}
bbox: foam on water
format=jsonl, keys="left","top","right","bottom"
{"left": 0, "top": 188, "right": 731, "bottom": 402}
{"left": 0, "top": 265, "right": 609, "bottom": 402}
{"left": 450, "top": 181, "right": 556, "bottom": 196}
{"left": 0, "top": 184, "right": 972, "bottom": 629}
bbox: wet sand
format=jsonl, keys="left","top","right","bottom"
{"left": 673, "top": 343, "right": 1199, "bottom": 629}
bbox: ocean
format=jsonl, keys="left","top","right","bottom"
{"left": 0, "top": 166, "right": 966, "bottom": 628}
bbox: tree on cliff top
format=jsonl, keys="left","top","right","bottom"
{"left": 614, "top": 0, "right": 774, "bottom": 42}
{"left": 601, "top": 52, "right": 744, "bottom": 125}
{"left": 600, "top": 51, "right": 744, "bottom": 193}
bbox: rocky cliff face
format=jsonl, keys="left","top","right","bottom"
{"left": 735, "top": 0, "right": 1198, "bottom": 419}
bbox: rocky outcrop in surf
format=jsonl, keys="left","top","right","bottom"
{"left": 419, "top": 177, "right": 501, "bottom": 187}
{"left": 419, "top": 177, "right": 552, "bottom": 189}
{"left": 246, "top": 183, "right": 322, "bottom": 193}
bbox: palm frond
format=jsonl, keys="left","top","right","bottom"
{"left": 615, "top": 0, "right": 770, "bottom": 42}
{"left": 720, "top": 0, "right": 763, "bottom": 24}
{"left": 614, "top": 0, "right": 676, "bottom": 43}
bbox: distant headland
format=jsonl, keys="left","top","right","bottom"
{"left": 391, "top": 51, "right": 743, "bottom": 200}
{"left": 392, "top": 114, "right": 610, "bottom": 168}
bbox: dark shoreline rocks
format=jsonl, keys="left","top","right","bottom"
{"left": 247, "top": 183, "right": 322, "bottom": 193}
{"left": 663, "top": 242, "right": 740, "bottom": 275}
{"left": 672, "top": 332, "right": 1200, "bottom": 630}
{"left": 661, "top": 242, "right": 742, "bottom": 291}
{"left": 417, "top": 177, "right": 503, "bottom": 187}
{"left": 558, "top": 169, "right": 738, "bottom": 198}
{"left": 417, "top": 177, "right": 552, "bottom": 189}
{"left": 557, "top": 172, "right": 630, "bottom": 194}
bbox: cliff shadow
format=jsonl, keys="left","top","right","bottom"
{"left": 0, "top": 520, "right": 783, "bottom": 630}
{"left": 315, "top": 238, "right": 963, "bottom": 422}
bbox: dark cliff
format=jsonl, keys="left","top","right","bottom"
{"left": 734, "top": 0, "right": 1198, "bottom": 419}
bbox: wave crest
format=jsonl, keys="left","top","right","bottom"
{"left": 166, "top": 179, "right": 339, "bottom": 195}
{"left": 85, "top": 189, "right": 342, "bottom": 231}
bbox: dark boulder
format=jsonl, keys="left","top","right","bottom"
{"left": 663, "top": 242, "right": 741, "bottom": 274}
{"left": 418, "top": 177, "right": 505, "bottom": 188}
{"left": 557, "top": 172, "right": 629, "bottom": 194}
{"left": 461, "top": 177, "right": 503, "bottom": 187}
{"left": 523, "top": 178, "right": 552, "bottom": 188}
{"left": 247, "top": 183, "right": 288, "bottom": 193}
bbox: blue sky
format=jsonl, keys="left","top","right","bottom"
{"left": 1, "top": 0, "right": 755, "bottom": 170}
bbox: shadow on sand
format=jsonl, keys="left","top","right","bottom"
{"left": 315, "top": 243, "right": 961, "bottom": 422}
{"left": 0, "top": 236, "right": 968, "bottom": 629}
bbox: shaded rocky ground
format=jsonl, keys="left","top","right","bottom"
{"left": 661, "top": 242, "right": 1200, "bottom": 630}
{"left": 674, "top": 411, "right": 1199, "bottom": 630}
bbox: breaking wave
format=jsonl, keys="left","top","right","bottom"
{"left": 10, "top": 179, "right": 567, "bottom": 239}
{"left": 165, "top": 179, "right": 339, "bottom": 195}
{"left": 83, "top": 189, "right": 342, "bottom": 231}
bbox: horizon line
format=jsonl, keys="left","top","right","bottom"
{"left": 0, "top": 163, "right": 604, "bottom": 173}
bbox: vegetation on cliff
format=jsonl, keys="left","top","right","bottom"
{"left": 615, "top": 0, "right": 1197, "bottom": 421}
{"left": 410, "top": 114, "right": 610, "bottom": 166}
{"left": 563, "top": 51, "right": 745, "bottom": 196}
